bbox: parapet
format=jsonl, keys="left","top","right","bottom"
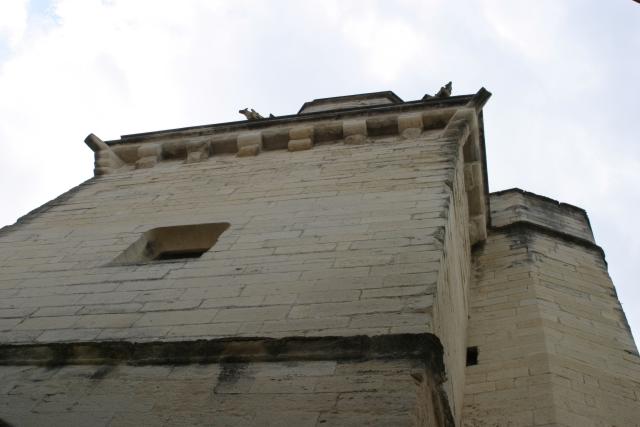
{"left": 489, "top": 188, "right": 595, "bottom": 244}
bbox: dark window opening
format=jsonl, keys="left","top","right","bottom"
{"left": 154, "top": 249, "right": 208, "bottom": 261}
{"left": 466, "top": 346, "right": 479, "bottom": 366}
{"left": 111, "top": 222, "right": 230, "bottom": 265}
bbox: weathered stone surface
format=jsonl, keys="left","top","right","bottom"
{"left": 288, "top": 138, "right": 313, "bottom": 151}
{"left": 237, "top": 144, "right": 260, "bottom": 157}
{"left": 0, "top": 358, "right": 436, "bottom": 427}
{"left": 0, "top": 132, "right": 459, "bottom": 346}
{"left": 398, "top": 112, "right": 424, "bottom": 139}
{"left": 237, "top": 131, "right": 262, "bottom": 157}
{"left": 184, "top": 140, "right": 210, "bottom": 164}
{"left": 342, "top": 119, "right": 367, "bottom": 139}
{"left": 289, "top": 125, "right": 314, "bottom": 141}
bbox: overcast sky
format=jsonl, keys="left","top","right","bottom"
{"left": 0, "top": 0, "right": 638, "bottom": 341}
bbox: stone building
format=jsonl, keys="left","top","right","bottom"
{"left": 0, "top": 88, "right": 638, "bottom": 426}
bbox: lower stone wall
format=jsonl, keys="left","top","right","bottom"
{"left": 0, "top": 333, "right": 455, "bottom": 426}
{"left": 462, "top": 226, "right": 640, "bottom": 426}
{"left": 2, "top": 359, "right": 430, "bottom": 427}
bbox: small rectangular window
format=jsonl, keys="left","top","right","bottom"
{"left": 466, "top": 346, "right": 479, "bottom": 366}
{"left": 110, "top": 223, "right": 230, "bottom": 265}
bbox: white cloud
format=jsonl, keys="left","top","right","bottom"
{"left": 479, "top": 0, "right": 568, "bottom": 62}
{"left": 340, "top": 10, "right": 426, "bottom": 83}
{"left": 0, "top": 0, "right": 28, "bottom": 48}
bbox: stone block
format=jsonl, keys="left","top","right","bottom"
{"left": 342, "top": 119, "right": 367, "bottom": 141}
{"left": 137, "top": 143, "right": 161, "bottom": 159}
{"left": 74, "top": 313, "right": 141, "bottom": 329}
{"left": 135, "top": 156, "right": 158, "bottom": 169}
{"left": 288, "top": 138, "right": 313, "bottom": 152}
{"left": 344, "top": 134, "right": 367, "bottom": 145}
{"left": 237, "top": 132, "right": 262, "bottom": 149}
{"left": 161, "top": 140, "right": 187, "bottom": 159}
{"left": 134, "top": 309, "right": 219, "bottom": 327}
{"left": 184, "top": 140, "right": 209, "bottom": 163}
{"left": 397, "top": 112, "right": 423, "bottom": 138}
{"left": 237, "top": 144, "right": 260, "bottom": 157}
{"left": 236, "top": 131, "right": 262, "bottom": 157}
{"left": 289, "top": 125, "right": 315, "bottom": 140}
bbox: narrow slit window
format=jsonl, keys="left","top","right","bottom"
{"left": 111, "top": 223, "right": 230, "bottom": 265}
{"left": 466, "top": 346, "right": 479, "bottom": 366}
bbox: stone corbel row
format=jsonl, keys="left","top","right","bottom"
{"left": 236, "top": 109, "right": 444, "bottom": 155}
{"left": 234, "top": 124, "right": 316, "bottom": 157}
{"left": 442, "top": 108, "right": 487, "bottom": 245}
{"left": 85, "top": 107, "right": 458, "bottom": 174}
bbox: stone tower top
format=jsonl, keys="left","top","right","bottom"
{"left": 297, "top": 90, "right": 404, "bottom": 114}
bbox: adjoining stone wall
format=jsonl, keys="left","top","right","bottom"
{"left": 0, "top": 131, "right": 451, "bottom": 345}
{"left": 462, "top": 225, "right": 640, "bottom": 426}
{"left": 0, "top": 359, "right": 426, "bottom": 426}
{"left": 531, "top": 231, "right": 639, "bottom": 426}
{"left": 462, "top": 229, "right": 558, "bottom": 426}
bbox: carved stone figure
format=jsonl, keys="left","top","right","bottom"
{"left": 435, "top": 81, "right": 452, "bottom": 98}
{"left": 239, "top": 108, "right": 264, "bottom": 120}
{"left": 422, "top": 81, "right": 453, "bottom": 100}
{"left": 239, "top": 108, "right": 276, "bottom": 120}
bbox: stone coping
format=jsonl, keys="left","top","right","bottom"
{"left": 489, "top": 188, "right": 596, "bottom": 245}
{"left": 297, "top": 90, "right": 405, "bottom": 114}
{"left": 490, "top": 188, "right": 588, "bottom": 215}
{"left": 112, "top": 93, "right": 476, "bottom": 145}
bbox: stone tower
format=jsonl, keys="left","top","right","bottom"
{"left": 0, "top": 88, "right": 638, "bottom": 426}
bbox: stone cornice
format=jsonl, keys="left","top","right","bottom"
{"left": 84, "top": 88, "right": 492, "bottom": 247}
{"left": 110, "top": 94, "right": 476, "bottom": 145}
{"left": 87, "top": 91, "right": 488, "bottom": 170}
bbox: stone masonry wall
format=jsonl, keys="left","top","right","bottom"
{"left": 0, "top": 358, "right": 425, "bottom": 426}
{"left": 0, "top": 131, "right": 451, "bottom": 345}
{"left": 462, "top": 226, "right": 640, "bottom": 426}
{"left": 462, "top": 229, "right": 561, "bottom": 426}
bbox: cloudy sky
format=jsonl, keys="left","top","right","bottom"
{"left": 0, "top": 0, "right": 638, "bottom": 340}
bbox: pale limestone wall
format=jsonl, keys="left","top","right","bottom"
{"left": 462, "top": 223, "right": 640, "bottom": 426}
{"left": 0, "top": 358, "right": 424, "bottom": 426}
{"left": 0, "top": 131, "right": 451, "bottom": 345}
